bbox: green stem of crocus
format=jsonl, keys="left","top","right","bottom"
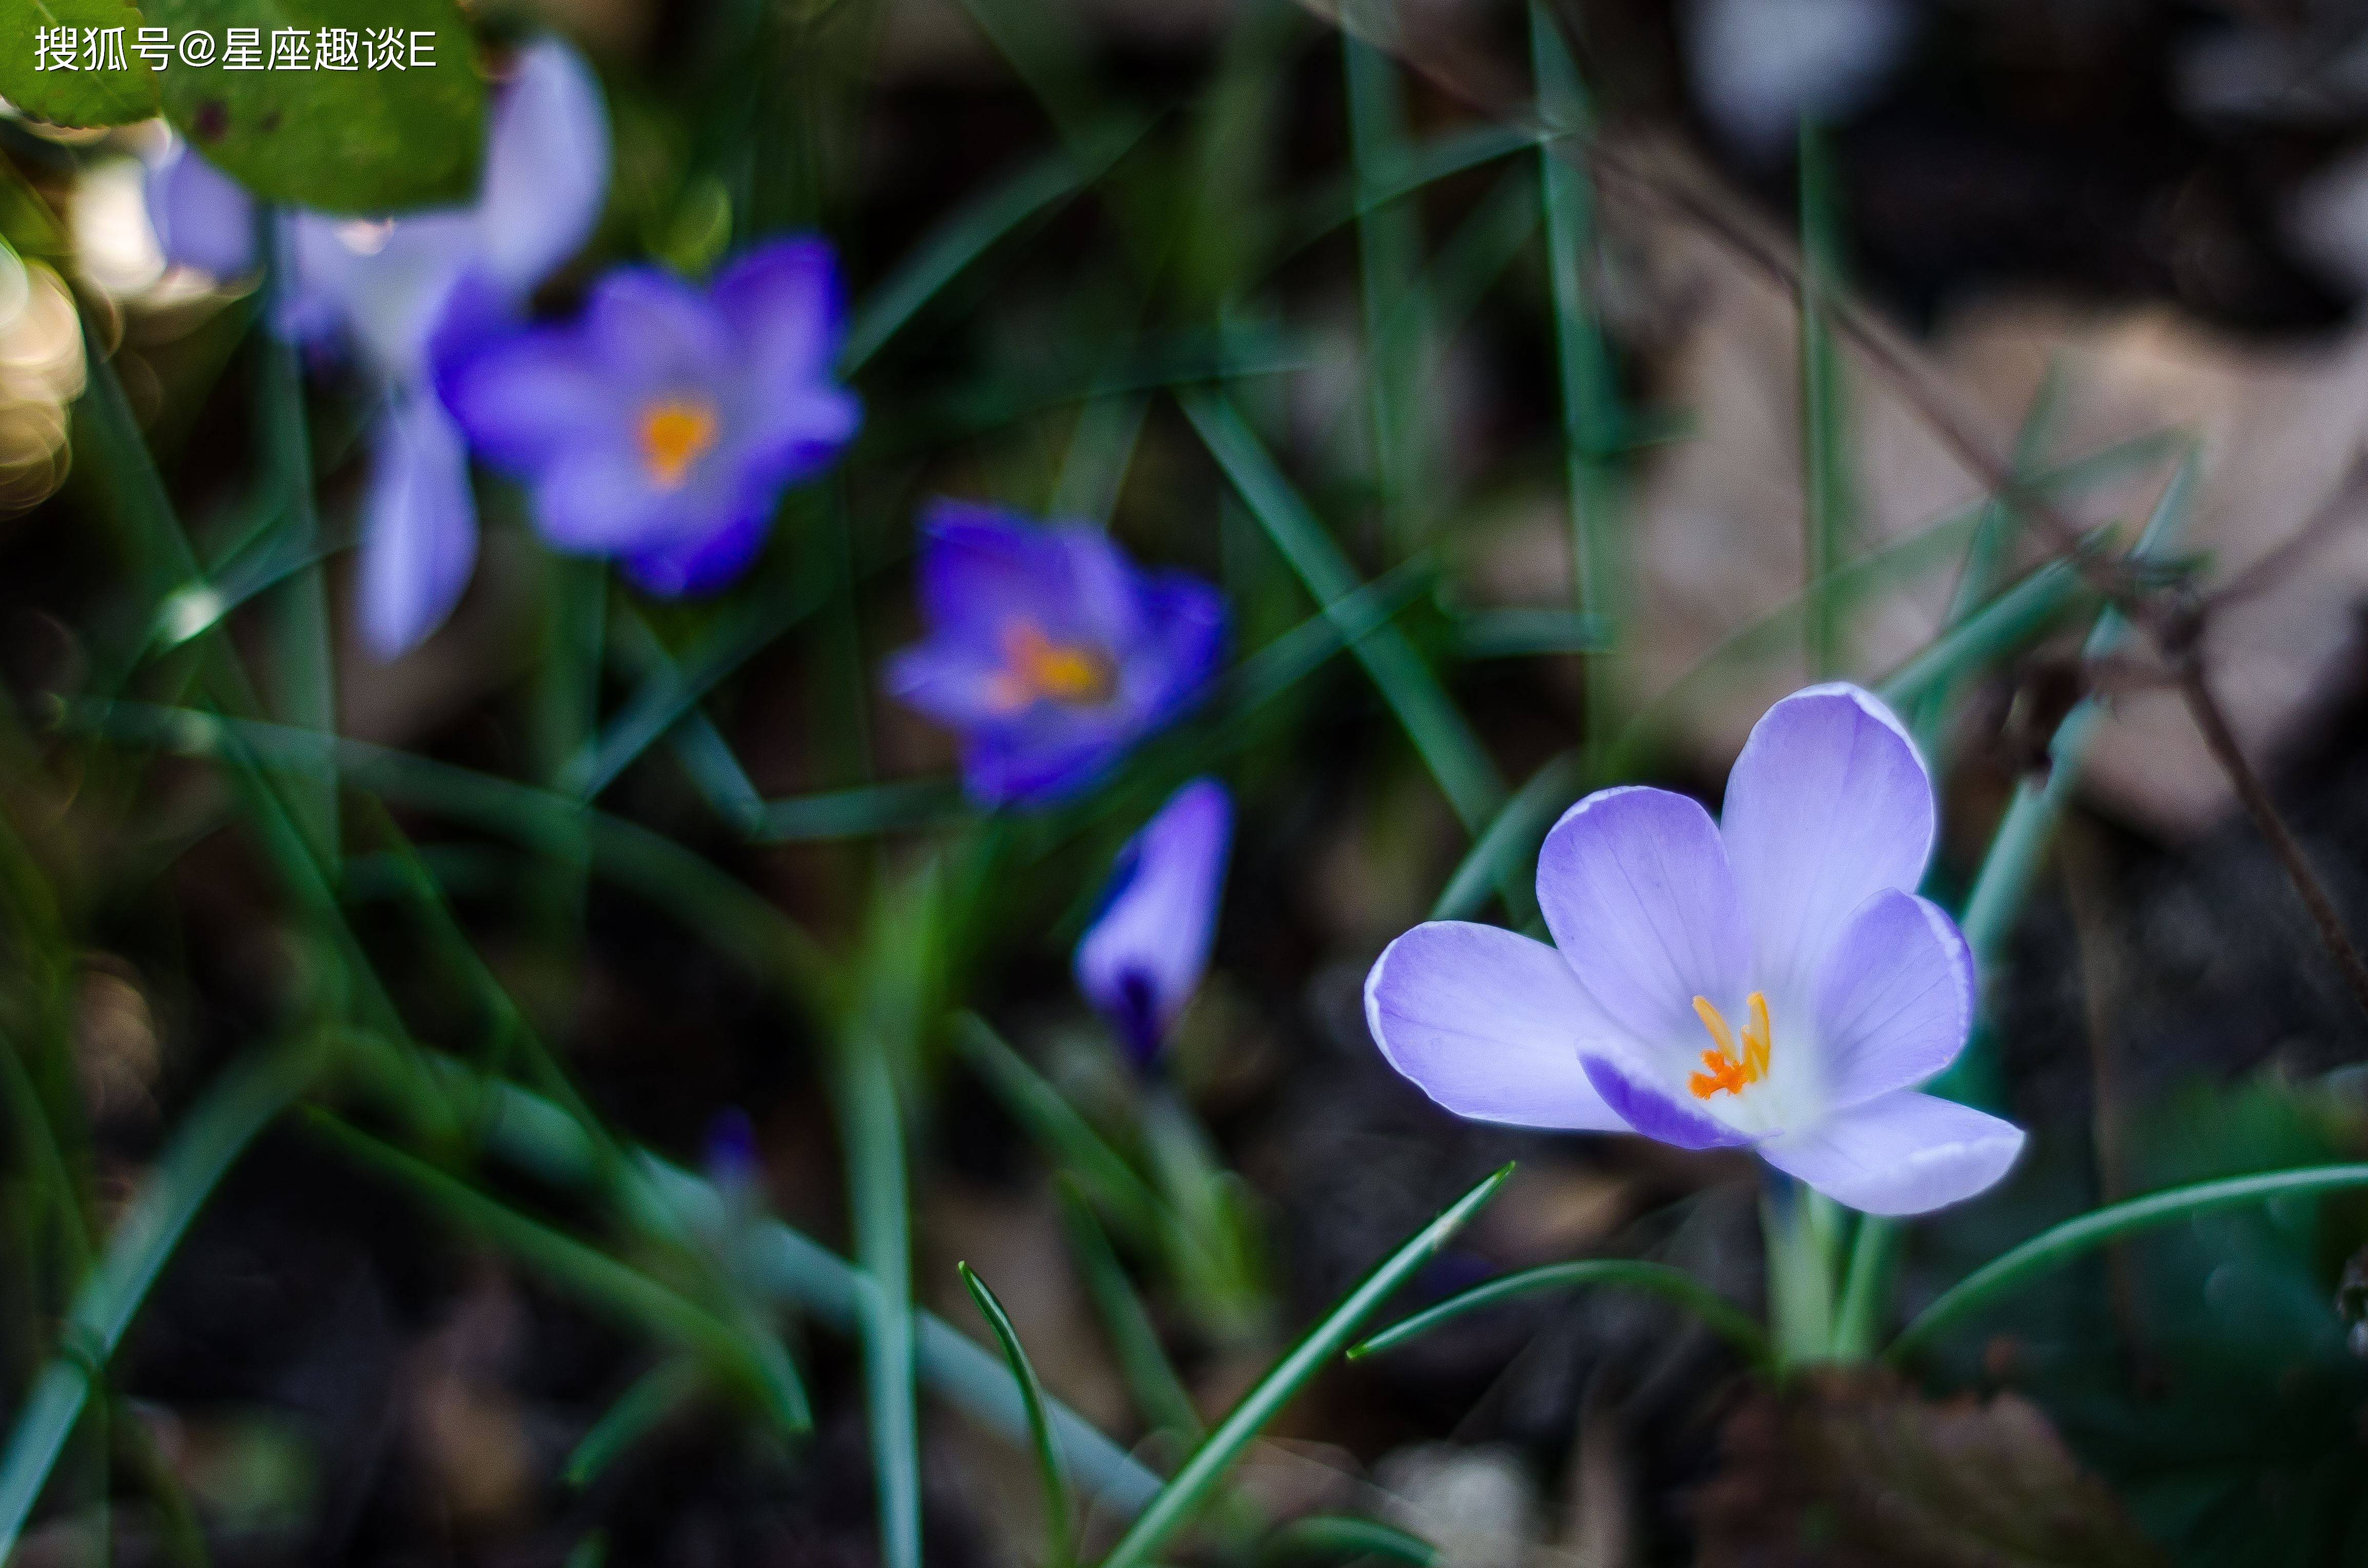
{"left": 1762, "top": 1180, "right": 1841, "bottom": 1369}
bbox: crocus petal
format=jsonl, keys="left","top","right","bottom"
{"left": 741, "top": 385, "right": 863, "bottom": 490}
{"left": 1812, "top": 889, "right": 1975, "bottom": 1109}
{"left": 957, "top": 721, "right": 1124, "bottom": 807}
{"left": 1367, "top": 923, "right": 1629, "bottom": 1131}
{"left": 880, "top": 640, "right": 1019, "bottom": 727}
{"left": 583, "top": 266, "right": 732, "bottom": 389}
{"left": 1579, "top": 1053, "right": 1753, "bottom": 1148}
{"left": 1077, "top": 779, "right": 1233, "bottom": 1064}
{"left": 1537, "top": 786, "right": 1751, "bottom": 1047}
{"left": 439, "top": 325, "right": 620, "bottom": 474}
{"left": 916, "top": 502, "right": 1105, "bottom": 644}
{"left": 145, "top": 148, "right": 258, "bottom": 279}
{"left": 285, "top": 209, "right": 482, "bottom": 381}
{"left": 356, "top": 391, "right": 477, "bottom": 660}
{"left": 1760, "top": 1091, "right": 2024, "bottom": 1215}
{"left": 1122, "top": 569, "right": 1228, "bottom": 719}
{"left": 716, "top": 237, "right": 849, "bottom": 394}
{"left": 473, "top": 39, "right": 609, "bottom": 295}
{"left": 531, "top": 446, "right": 681, "bottom": 552}
{"left": 1721, "top": 683, "right": 1935, "bottom": 1002}
{"left": 618, "top": 503, "right": 771, "bottom": 597}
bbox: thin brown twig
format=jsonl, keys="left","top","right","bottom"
{"left": 2171, "top": 634, "right": 2368, "bottom": 1021}
{"left": 2197, "top": 450, "right": 2368, "bottom": 612}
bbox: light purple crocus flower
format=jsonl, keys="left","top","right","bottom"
{"left": 1077, "top": 778, "right": 1233, "bottom": 1067}
{"left": 436, "top": 242, "right": 861, "bottom": 594}
{"left": 143, "top": 39, "right": 610, "bottom": 659}
{"left": 883, "top": 502, "right": 1228, "bottom": 807}
{"left": 1365, "top": 683, "right": 2025, "bottom": 1216}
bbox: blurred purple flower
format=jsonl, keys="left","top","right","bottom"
{"left": 143, "top": 38, "right": 610, "bottom": 659}
{"left": 883, "top": 502, "right": 1227, "bottom": 807}
{"left": 1076, "top": 778, "right": 1233, "bottom": 1066}
{"left": 436, "top": 242, "right": 861, "bottom": 595}
{"left": 1366, "top": 683, "right": 2025, "bottom": 1216}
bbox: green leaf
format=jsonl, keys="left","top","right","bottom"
{"left": 0, "top": 1045, "right": 315, "bottom": 1560}
{"left": 1348, "top": 1258, "right": 1773, "bottom": 1371}
{"left": 1263, "top": 1515, "right": 1440, "bottom": 1568}
{"left": 1428, "top": 748, "right": 1583, "bottom": 926}
{"left": 444, "top": 1060, "right": 1169, "bottom": 1517}
{"left": 960, "top": 1263, "right": 1074, "bottom": 1568}
{"left": 563, "top": 1357, "right": 704, "bottom": 1488}
{"left": 1886, "top": 1163, "right": 2368, "bottom": 1364}
{"left": 842, "top": 117, "right": 1146, "bottom": 372}
{"left": 1, "top": 0, "right": 158, "bottom": 125}
{"left": 1095, "top": 1165, "right": 1513, "bottom": 1568}
{"left": 1054, "top": 1178, "right": 1204, "bottom": 1444}
{"left": 955, "top": 1012, "right": 1169, "bottom": 1244}
{"left": 1178, "top": 389, "right": 1506, "bottom": 838}
{"left": 307, "top": 1111, "right": 814, "bottom": 1435}
{"left": 146, "top": 0, "right": 486, "bottom": 213}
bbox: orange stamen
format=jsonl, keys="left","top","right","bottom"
{"left": 987, "top": 621, "right": 1116, "bottom": 711}
{"left": 636, "top": 398, "right": 720, "bottom": 489}
{"left": 1687, "top": 991, "right": 1773, "bottom": 1100}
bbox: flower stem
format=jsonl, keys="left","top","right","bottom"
{"left": 1761, "top": 1181, "right": 1840, "bottom": 1369}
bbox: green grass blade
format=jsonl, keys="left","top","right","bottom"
{"left": 956, "top": 1013, "right": 1169, "bottom": 1243}
{"left": 308, "top": 1112, "right": 812, "bottom": 1434}
{"left": 1263, "top": 1515, "right": 1440, "bottom": 1567}
{"left": 436, "top": 1059, "right": 1164, "bottom": 1513}
{"left": 1887, "top": 1163, "right": 2368, "bottom": 1364}
{"left": 564, "top": 1357, "right": 704, "bottom": 1487}
{"left": 751, "top": 778, "right": 969, "bottom": 842}
{"left": 1607, "top": 428, "right": 2172, "bottom": 773}
{"left": 1347, "top": 1258, "right": 1772, "bottom": 1370}
{"left": 1094, "top": 1165, "right": 1514, "bottom": 1568}
{"left": 1531, "top": 3, "right": 1627, "bottom": 770}
{"left": 566, "top": 593, "right": 820, "bottom": 801}
{"left": 1796, "top": 123, "right": 1854, "bottom": 679}
{"left": 1278, "top": 125, "right": 1539, "bottom": 267}
{"left": 961, "top": 1264, "right": 1074, "bottom": 1567}
{"left": 843, "top": 122, "right": 1143, "bottom": 371}
{"left": 1454, "top": 607, "right": 1613, "bottom": 660}
{"left": 667, "top": 713, "right": 770, "bottom": 831}
{"left": 1178, "top": 390, "right": 1506, "bottom": 836}
{"left": 1055, "top": 1179, "right": 1204, "bottom": 1443}
{"left": 1397, "top": 166, "right": 1540, "bottom": 355}
{"left": 1952, "top": 445, "right": 2200, "bottom": 977}
{"left": 834, "top": 1040, "right": 921, "bottom": 1568}
{"left": 256, "top": 233, "right": 339, "bottom": 867}
{"left": 1875, "top": 559, "right": 2090, "bottom": 713}
{"left": 0, "top": 1045, "right": 316, "bottom": 1559}
{"left": 1428, "top": 749, "right": 1584, "bottom": 926}
{"left": 1344, "top": 11, "right": 1431, "bottom": 550}
{"left": 60, "top": 700, "right": 842, "bottom": 1010}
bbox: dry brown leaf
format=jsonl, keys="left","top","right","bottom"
{"left": 1693, "top": 1368, "right": 2161, "bottom": 1568}
{"left": 1477, "top": 196, "right": 2368, "bottom": 838}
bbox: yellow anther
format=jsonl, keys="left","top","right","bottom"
{"left": 1688, "top": 991, "right": 1773, "bottom": 1100}
{"left": 987, "top": 621, "right": 1117, "bottom": 711}
{"left": 636, "top": 398, "right": 720, "bottom": 489}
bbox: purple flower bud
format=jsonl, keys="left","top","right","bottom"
{"left": 1076, "top": 778, "right": 1233, "bottom": 1066}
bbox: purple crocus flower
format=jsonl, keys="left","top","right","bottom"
{"left": 435, "top": 242, "right": 861, "bottom": 594}
{"left": 1365, "top": 683, "right": 2025, "bottom": 1216}
{"left": 1076, "top": 778, "right": 1233, "bottom": 1066}
{"left": 143, "top": 38, "right": 610, "bottom": 658}
{"left": 883, "top": 503, "right": 1228, "bottom": 807}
